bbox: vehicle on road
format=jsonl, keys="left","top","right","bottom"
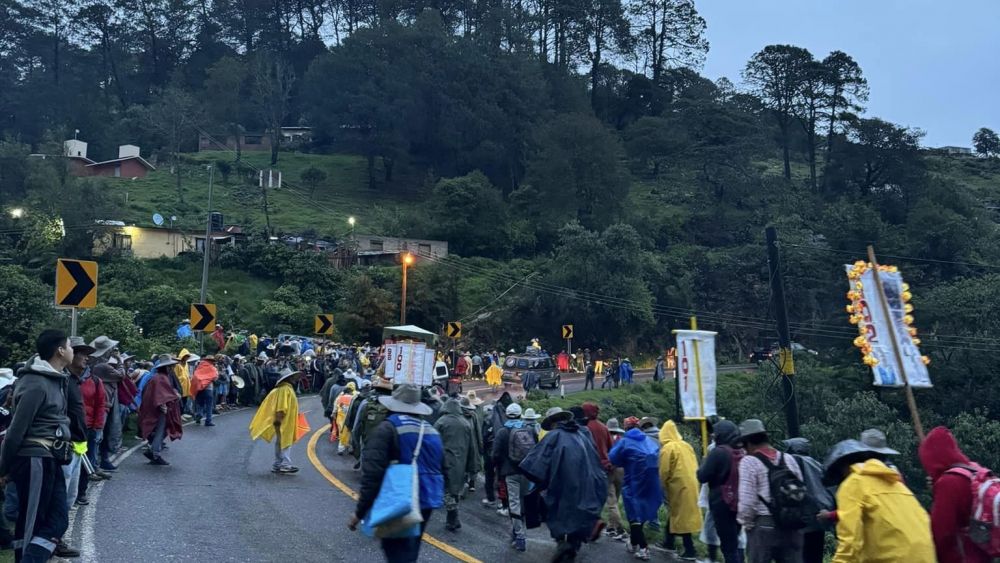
{"left": 501, "top": 352, "right": 561, "bottom": 389}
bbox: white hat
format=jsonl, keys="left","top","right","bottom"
{"left": 505, "top": 403, "right": 522, "bottom": 418}
{"left": 0, "top": 368, "right": 15, "bottom": 390}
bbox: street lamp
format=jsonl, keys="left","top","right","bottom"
{"left": 9, "top": 208, "right": 23, "bottom": 219}
{"left": 401, "top": 252, "right": 414, "bottom": 324}
{"left": 348, "top": 216, "right": 357, "bottom": 266}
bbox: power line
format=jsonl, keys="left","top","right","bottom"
{"left": 784, "top": 243, "right": 1000, "bottom": 271}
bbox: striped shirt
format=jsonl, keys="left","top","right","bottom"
{"left": 736, "top": 447, "right": 803, "bottom": 527}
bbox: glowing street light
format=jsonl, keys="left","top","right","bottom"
{"left": 348, "top": 216, "right": 355, "bottom": 227}
{"left": 401, "top": 252, "right": 414, "bottom": 324}
{"left": 9, "top": 208, "right": 23, "bottom": 219}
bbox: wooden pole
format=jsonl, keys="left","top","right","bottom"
{"left": 690, "top": 317, "right": 709, "bottom": 457}
{"left": 867, "top": 245, "right": 925, "bottom": 442}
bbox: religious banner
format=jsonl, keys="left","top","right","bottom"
{"left": 674, "top": 330, "right": 718, "bottom": 419}
{"left": 384, "top": 341, "right": 433, "bottom": 386}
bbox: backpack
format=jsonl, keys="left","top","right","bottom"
{"left": 754, "top": 452, "right": 814, "bottom": 530}
{"left": 719, "top": 445, "right": 745, "bottom": 512}
{"left": 507, "top": 426, "right": 538, "bottom": 464}
{"left": 945, "top": 463, "right": 1000, "bottom": 556}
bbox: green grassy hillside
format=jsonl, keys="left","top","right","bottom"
{"left": 99, "top": 150, "right": 429, "bottom": 237}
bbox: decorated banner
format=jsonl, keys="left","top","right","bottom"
{"left": 384, "top": 341, "right": 435, "bottom": 386}
{"left": 674, "top": 330, "right": 718, "bottom": 419}
{"left": 845, "top": 262, "right": 932, "bottom": 388}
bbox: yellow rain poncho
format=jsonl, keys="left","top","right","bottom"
{"left": 249, "top": 382, "right": 300, "bottom": 449}
{"left": 334, "top": 382, "right": 357, "bottom": 447}
{"left": 485, "top": 364, "right": 503, "bottom": 387}
{"left": 831, "top": 458, "right": 935, "bottom": 563}
{"left": 174, "top": 348, "right": 192, "bottom": 398}
{"left": 657, "top": 421, "right": 703, "bottom": 534}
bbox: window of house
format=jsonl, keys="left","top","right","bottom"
{"left": 244, "top": 135, "right": 262, "bottom": 145}
{"left": 112, "top": 233, "right": 132, "bottom": 250}
{"left": 418, "top": 243, "right": 431, "bottom": 256}
{"left": 370, "top": 239, "right": 384, "bottom": 251}
{"left": 195, "top": 238, "right": 206, "bottom": 253}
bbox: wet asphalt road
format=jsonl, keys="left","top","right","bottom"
{"left": 61, "top": 396, "right": 684, "bottom": 563}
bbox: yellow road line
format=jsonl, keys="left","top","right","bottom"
{"left": 306, "top": 425, "right": 483, "bottom": 563}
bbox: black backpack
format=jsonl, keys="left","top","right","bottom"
{"left": 754, "top": 452, "right": 815, "bottom": 530}
{"left": 507, "top": 426, "right": 538, "bottom": 463}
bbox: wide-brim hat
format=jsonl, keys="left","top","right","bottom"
{"left": 119, "top": 353, "right": 133, "bottom": 362}
{"left": 187, "top": 354, "right": 201, "bottom": 363}
{"left": 201, "top": 355, "right": 217, "bottom": 363}
{"left": 378, "top": 384, "right": 433, "bottom": 416}
{"left": 275, "top": 367, "right": 300, "bottom": 386}
{"left": 89, "top": 335, "right": 119, "bottom": 357}
{"left": 231, "top": 375, "right": 246, "bottom": 389}
{"left": 738, "top": 418, "right": 767, "bottom": 439}
{"left": 69, "top": 337, "right": 96, "bottom": 356}
{"left": 257, "top": 352, "right": 269, "bottom": 361}
{"left": 823, "top": 439, "right": 881, "bottom": 482}
{"left": 459, "top": 397, "right": 476, "bottom": 411}
{"left": 639, "top": 416, "right": 659, "bottom": 430}
{"left": 0, "top": 368, "right": 16, "bottom": 390}
{"left": 859, "top": 428, "right": 899, "bottom": 455}
{"left": 606, "top": 418, "right": 625, "bottom": 435}
{"left": 522, "top": 408, "right": 541, "bottom": 420}
{"left": 465, "top": 390, "right": 484, "bottom": 406}
{"left": 155, "top": 354, "right": 179, "bottom": 369}
{"left": 541, "top": 407, "right": 573, "bottom": 430}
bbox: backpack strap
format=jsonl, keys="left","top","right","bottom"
{"left": 945, "top": 463, "right": 978, "bottom": 479}
{"left": 753, "top": 451, "right": 780, "bottom": 471}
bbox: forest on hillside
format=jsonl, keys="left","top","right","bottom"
{"left": 2, "top": 0, "right": 1000, "bottom": 453}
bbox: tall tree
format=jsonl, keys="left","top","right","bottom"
{"left": 252, "top": 53, "right": 295, "bottom": 165}
{"left": 628, "top": 0, "right": 707, "bottom": 85}
{"left": 204, "top": 56, "right": 248, "bottom": 160}
{"left": 140, "top": 86, "right": 203, "bottom": 200}
{"left": 973, "top": 127, "right": 1000, "bottom": 157}
{"left": 743, "top": 44, "right": 813, "bottom": 180}
{"left": 794, "top": 59, "right": 825, "bottom": 190}
{"left": 577, "top": 0, "right": 631, "bottom": 111}
{"left": 821, "top": 50, "right": 867, "bottom": 187}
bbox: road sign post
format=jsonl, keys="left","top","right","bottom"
{"left": 314, "top": 314, "right": 334, "bottom": 336}
{"left": 56, "top": 258, "right": 98, "bottom": 338}
{"left": 446, "top": 322, "right": 461, "bottom": 367}
{"left": 190, "top": 303, "right": 217, "bottom": 332}
{"left": 561, "top": 324, "right": 574, "bottom": 362}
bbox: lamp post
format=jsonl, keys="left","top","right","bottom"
{"left": 348, "top": 216, "right": 357, "bottom": 266}
{"left": 401, "top": 252, "right": 414, "bottom": 324}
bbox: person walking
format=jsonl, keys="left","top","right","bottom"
{"left": 584, "top": 362, "right": 596, "bottom": 390}
{"left": 657, "top": 420, "right": 702, "bottom": 561}
{"left": 333, "top": 381, "right": 357, "bottom": 455}
{"left": 89, "top": 336, "right": 122, "bottom": 472}
{"left": 520, "top": 407, "right": 608, "bottom": 562}
{"left": 249, "top": 368, "right": 303, "bottom": 474}
{"left": 653, "top": 356, "right": 667, "bottom": 382}
{"left": 173, "top": 349, "right": 193, "bottom": 419}
{"left": 619, "top": 357, "right": 634, "bottom": 385}
{"left": 609, "top": 418, "right": 664, "bottom": 560}
{"left": 190, "top": 355, "right": 218, "bottom": 427}
{"left": 0, "top": 330, "right": 73, "bottom": 563}
{"left": 825, "top": 439, "right": 935, "bottom": 563}
{"left": 459, "top": 396, "right": 483, "bottom": 493}
{"left": 138, "top": 355, "right": 183, "bottom": 465}
{"left": 604, "top": 418, "right": 627, "bottom": 540}
{"left": 697, "top": 420, "right": 744, "bottom": 563}
{"left": 918, "top": 426, "right": 994, "bottom": 563}
{"left": 349, "top": 384, "right": 444, "bottom": 562}
{"left": 736, "top": 419, "right": 805, "bottom": 563}
{"left": 782, "top": 438, "right": 835, "bottom": 563}
{"left": 434, "top": 399, "right": 476, "bottom": 532}
{"left": 491, "top": 403, "right": 536, "bottom": 552}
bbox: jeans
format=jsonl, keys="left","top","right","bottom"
{"left": 195, "top": 389, "right": 215, "bottom": 423}
{"left": 801, "top": 530, "right": 825, "bottom": 563}
{"left": 149, "top": 414, "right": 167, "bottom": 456}
{"left": 273, "top": 440, "right": 291, "bottom": 469}
{"left": 104, "top": 396, "right": 122, "bottom": 456}
{"left": 746, "top": 519, "right": 803, "bottom": 563}
{"left": 62, "top": 454, "right": 81, "bottom": 509}
{"left": 85, "top": 429, "right": 103, "bottom": 468}
{"left": 12, "top": 457, "right": 68, "bottom": 563}
{"left": 710, "top": 502, "right": 744, "bottom": 563}
{"left": 584, "top": 375, "right": 595, "bottom": 390}
{"left": 482, "top": 453, "right": 496, "bottom": 502}
{"left": 380, "top": 509, "right": 432, "bottom": 563}
{"left": 505, "top": 475, "right": 526, "bottom": 540}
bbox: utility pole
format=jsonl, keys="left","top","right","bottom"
{"left": 200, "top": 165, "right": 215, "bottom": 304}
{"left": 765, "top": 226, "right": 801, "bottom": 438}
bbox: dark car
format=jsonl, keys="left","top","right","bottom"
{"left": 501, "top": 354, "right": 561, "bottom": 389}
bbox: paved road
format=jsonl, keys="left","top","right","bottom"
{"left": 61, "top": 396, "right": 689, "bottom": 563}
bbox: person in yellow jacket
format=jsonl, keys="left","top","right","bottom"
{"left": 824, "top": 439, "right": 935, "bottom": 563}
{"left": 484, "top": 362, "right": 503, "bottom": 388}
{"left": 657, "top": 420, "right": 703, "bottom": 558}
{"left": 333, "top": 381, "right": 357, "bottom": 454}
{"left": 249, "top": 368, "right": 302, "bottom": 474}
{"left": 174, "top": 349, "right": 193, "bottom": 418}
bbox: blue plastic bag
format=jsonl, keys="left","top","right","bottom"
{"left": 361, "top": 422, "right": 426, "bottom": 538}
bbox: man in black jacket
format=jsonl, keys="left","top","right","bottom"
{"left": 53, "top": 337, "right": 93, "bottom": 559}
{"left": 697, "top": 420, "right": 743, "bottom": 563}
{"left": 0, "top": 329, "right": 73, "bottom": 563}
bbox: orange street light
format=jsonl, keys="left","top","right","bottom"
{"left": 401, "top": 252, "right": 414, "bottom": 324}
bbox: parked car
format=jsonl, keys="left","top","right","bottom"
{"left": 501, "top": 353, "right": 561, "bottom": 389}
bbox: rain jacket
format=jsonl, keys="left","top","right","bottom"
{"left": 609, "top": 428, "right": 663, "bottom": 524}
{"left": 333, "top": 383, "right": 356, "bottom": 446}
{"left": 918, "top": 426, "right": 991, "bottom": 563}
{"left": 697, "top": 420, "right": 741, "bottom": 509}
{"left": 581, "top": 403, "right": 613, "bottom": 472}
{"left": 520, "top": 419, "right": 607, "bottom": 537}
{"left": 80, "top": 373, "right": 107, "bottom": 430}
{"left": 784, "top": 437, "right": 836, "bottom": 531}
{"left": 248, "top": 382, "right": 300, "bottom": 449}
{"left": 657, "top": 421, "right": 703, "bottom": 534}
{"left": 0, "top": 356, "right": 72, "bottom": 476}
{"left": 433, "top": 400, "right": 477, "bottom": 498}
{"left": 190, "top": 361, "right": 218, "bottom": 398}
{"left": 831, "top": 458, "right": 935, "bottom": 563}
{"left": 176, "top": 322, "right": 192, "bottom": 339}
{"left": 174, "top": 349, "right": 192, "bottom": 398}
{"left": 484, "top": 364, "right": 502, "bottom": 387}
{"left": 137, "top": 370, "right": 183, "bottom": 442}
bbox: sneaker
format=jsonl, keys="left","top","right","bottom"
{"left": 99, "top": 461, "right": 118, "bottom": 472}
{"left": 512, "top": 537, "right": 526, "bottom": 552}
{"left": 614, "top": 530, "right": 628, "bottom": 542}
{"left": 467, "top": 485, "right": 476, "bottom": 493}
{"left": 88, "top": 471, "right": 105, "bottom": 482}
{"left": 634, "top": 547, "right": 650, "bottom": 561}
{"left": 276, "top": 466, "right": 299, "bottom": 474}
{"left": 481, "top": 499, "right": 495, "bottom": 508}
{"left": 54, "top": 542, "right": 81, "bottom": 558}
{"left": 95, "top": 470, "right": 112, "bottom": 480}
{"left": 143, "top": 450, "right": 155, "bottom": 462}
{"left": 626, "top": 543, "right": 636, "bottom": 554}
{"left": 181, "top": 414, "right": 193, "bottom": 421}
{"left": 193, "top": 415, "right": 201, "bottom": 424}
{"left": 205, "top": 422, "right": 216, "bottom": 427}
{"left": 497, "top": 508, "right": 509, "bottom": 517}
{"left": 149, "top": 456, "right": 170, "bottom": 466}
{"left": 352, "top": 461, "right": 361, "bottom": 470}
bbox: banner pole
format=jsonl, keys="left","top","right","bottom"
{"left": 867, "top": 245, "right": 925, "bottom": 442}
{"left": 690, "top": 317, "right": 709, "bottom": 457}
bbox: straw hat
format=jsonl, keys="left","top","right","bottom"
{"left": 69, "top": 337, "right": 96, "bottom": 356}
{"left": 231, "top": 375, "right": 246, "bottom": 389}
{"left": 859, "top": 428, "right": 899, "bottom": 455}
{"left": 541, "top": 407, "right": 573, "bottom": 430}
{"left": 378, "top": 384, "right": 433, "bottom": 416}
{"left": 275, "top": 367, "right": 300, "bottom": 386}
{"left": 606, "top": 418, "right": 625, "bottom": 435}
{"left": 89, "top": 336, "right": 119, "bottom": 358}
{"left": 465, "top": 390, "right": 484, "bottom": 406}
{"left": 155, "top": 354, "right": 179, "bottom": 369}
{"left": 522, "top": 408, "right": 541, "bottom": 420}
{"left": 0, "top": 368, "right": 16, "bottom": 390}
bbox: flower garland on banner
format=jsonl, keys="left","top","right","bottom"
{"left": 845, "top": 261, "right": 930, "bottom": 368}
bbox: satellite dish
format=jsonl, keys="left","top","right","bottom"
{"left": 170, "top": 216, "right": 177, "bottom": 222}
{"left": 152, "top": 213, "right": 164, "bottom": 226}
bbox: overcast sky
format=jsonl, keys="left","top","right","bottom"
{"left": 697, "top": 0, "right": 1000, "bottom": 147}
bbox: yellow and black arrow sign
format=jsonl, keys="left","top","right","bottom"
{"left": 562, "top": 324, "right": 574, "bottom": 339}
{"left": 315, "top": 314, "right": 334, "bottom": 335}
{"left": 190, "top": 303, "right": 216, "bottom": 332}
{"left": 56, "top": 259, "right": 98, "bottom": 308}
{"left": 446, "top": 321, "right": 462, "bottom": 339}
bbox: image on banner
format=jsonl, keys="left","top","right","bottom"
{"left": 674, "top": 330, "right": 718, "bottom": 419}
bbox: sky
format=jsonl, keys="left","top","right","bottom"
{"left": 696, "top": 0, "right": 1000, "bottom": 147}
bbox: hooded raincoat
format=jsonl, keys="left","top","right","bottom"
{"left": 190, "top": 360, "right": 218, "bottom": 398}
{"left": 831, "top": 458, "right": 935, "bottom": 563}
{"left": 609, "top": 428, "right": 664, "bottom": 524}
{"left": 248, "top": 382, "right": 300, "bottom": 449}
{"left": 657, "top": 421, "right": 703, "bottom": 534}
{"left": 137, "top": 370, "right": 183, "bottom": 442}
{"left": 519, "top": 419, "right": 607, "bottom": 537}
{"left": 433, "top": 400, "right": 477, "bottom": 498}
{"left": 918, "top": 426, "right": 992, "bottom": 563}
{"left": 484, "top": 364, "right": 502, "bottom": 387}
{"left": 174, "top": 348, "right": 192, "bottom": 398}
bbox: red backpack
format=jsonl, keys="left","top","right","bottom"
{"left": 719, "top": 445, "right": 745, "bottom": 513}
{"left": 945, "top": 463, "right": 1000, "bottom": 557}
